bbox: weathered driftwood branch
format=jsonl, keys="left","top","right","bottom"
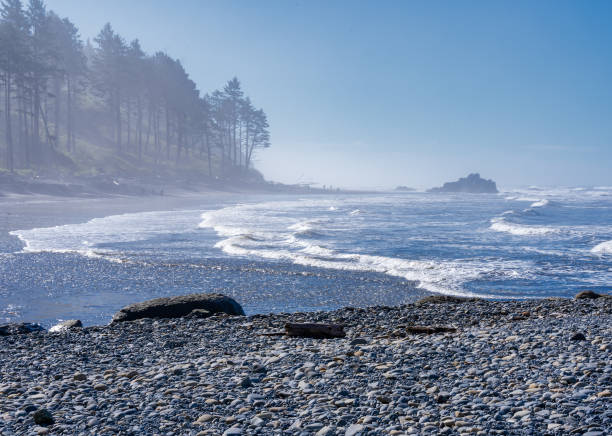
{"left": 406, "top": 326, "right": 456, "bottom": 334}
{"left": 284, "top": 323, "right": 346, "bottom": 339}
{"left": 259, "top": 331, "right": 286, "bottom": 337}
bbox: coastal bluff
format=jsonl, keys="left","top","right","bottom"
{"left": 429, "top": 173, "right": 499, "bottom": 194}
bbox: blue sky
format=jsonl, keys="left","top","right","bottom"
{"left": 47, "top": 0, "right": 612, "bottom": 189}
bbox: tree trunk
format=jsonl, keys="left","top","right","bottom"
{"left": 137, "top": 95, "right": 142, "bottom": 161}
{"left": 33, "top": 80, "right": 40, "bottom": 158}
{"left": 238, "top": 121, "right": 243, "bottom": 169}
{"left": 54, "top": 76, "right": 60, "bottom": 147}
{"left": 116, "top": 91, "right": 122, "bottom": 151}
{"left": 284, "top": 323, "right": 346, "bottom": 339}
{"left": 126, "top": 96, "right": 131, "bottom": 149}
{"left": 244, "top": 122, "right": 250, "bottom": 169}
{"left": 232, "top": 120, "right": 237, "bottom": 166}
{"left": 5, "top": 74, "right": 14, "bottom": 172}
{"left": 145, "top": 102, "right": 152, "bottom": 155}
{"left": 66, "top": 75, "right": 72, "bottom": 151}
{"left": 154, "top": 108, "right": 160, "bottom": 164}
{"left": 17, "top": 85, "right": 23, "bottom": 166}
{"left": 165, "top": 105, "right": 171, "bottom": 160}
{"left": 23, "top": 85, "right": 30, "bottom": 167}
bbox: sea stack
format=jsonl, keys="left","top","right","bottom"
{"left": 429, "top": 173, "right": 498, "bottom": 194}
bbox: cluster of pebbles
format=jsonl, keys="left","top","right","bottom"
{"left": 1, "top": 295, "right": 611, "bottom": 435}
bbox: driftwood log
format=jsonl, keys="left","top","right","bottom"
{"left": 284, "top": 323, "right": 346, "bottom": 339}
{"left": 406, "top": 326, "right": 457, "bottom": 334}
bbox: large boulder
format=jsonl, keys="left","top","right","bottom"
{"left": 111, "top": 293, "right": 245, "bottom": 323}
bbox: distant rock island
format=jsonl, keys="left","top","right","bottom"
{"left": 395, "top": 186, "right": 415, "bottom": 191}
{"left": 429, "top": 173, "right": 498, "bottom": 194}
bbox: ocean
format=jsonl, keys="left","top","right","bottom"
{"left": 1, "top": 187, "right": 611, "bottom": 327}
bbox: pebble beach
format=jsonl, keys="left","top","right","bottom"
{"left": 1, "top": 295, "right": 610, "bottom": 435}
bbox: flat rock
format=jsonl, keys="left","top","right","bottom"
{"left": 346, "top": 423, "right": 364, "bottom": 436}
{"left": 0, "top": 322, "right": 45, "bottom": 336}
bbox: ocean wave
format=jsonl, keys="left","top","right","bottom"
{"left": 513, "top": 197, "right": 542, "bottom": 202}
{"left": 199, "top": 205, "right": 520, "bottom": 298}
{"left": 214, "top": 234, "right": 502, "bottom": 297}
{"left": 10, "top": 210, "right": 202, "bottom": 258}
{"left": 591, "top": 240, "right": 612, "bottom": 255}
{"left": 530, "top": 199, "right": 550, "bottom": 208}
{"left": 489, "top": 217, "right": 558, "bottom": 236}
{"left": 287, "top": 219, "right": 327, "bottom": 238}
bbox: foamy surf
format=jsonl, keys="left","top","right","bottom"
{"left": 4, "top": 191, "right": 610, "bottom": 314}
{"left": 489, "top": 217, "right": 558, "bottom": 236}
{"left": 530, "top": 199, "right": 550, "bottom": 208}
{"left": 591, "top": 240, "right": 612, "bottom": 255}
{"left": 198, "top": 201, "right": 527, "bottom": 298}
{"left": 9, "top": 210, "right": 203, "bottom": 259}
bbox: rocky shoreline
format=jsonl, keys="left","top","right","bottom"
{"left": 1, "top": 295, "right": 611, "bottom": 435}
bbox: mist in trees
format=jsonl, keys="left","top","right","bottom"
{"left": 0, "top": 0, "right": 270, "bottom": 179}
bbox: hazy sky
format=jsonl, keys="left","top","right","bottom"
{"left": 47, "top": 0, "right": 612, "bottom": 189}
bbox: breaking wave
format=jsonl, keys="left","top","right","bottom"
{"left": 9, "top": 210, "right": 202, "bottom": 260}
{"left": 198, "top": 201, "right": 521, "bottom": 298}
{"left": 591, "top": 240, "right": 612, "bottom": 255}
{"left": 490, "top": 217, "right": 558, "bottom": 236}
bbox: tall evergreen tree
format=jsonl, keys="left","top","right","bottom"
{"left": 0, "top": 0, "right": 29, "bottom": 171}
{"left": 92, "top": 23, "right": 126, "bottom": 151}
{"left": 0, "top": 6, "right": 272, "bottom": 179}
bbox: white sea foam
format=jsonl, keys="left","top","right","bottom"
{"left": 490, "top": 217, "right": 558, "bottom": 236}
{"left": 9, "top": 210, "right": 202, "bottom": 258}
{"left": 198, "top": 201, "right": 525, "bottom": 298}
{"left": 287, "top": 219, "right": 327, "bottom": 237}
{"left": 530, "top": 199, "right": 550, "bottom": 208}
{"left": 288, "top": 221, "right": 314, "bottom": 233}
{"left": 591, "top": 240, "right": 612, "bottom": 255}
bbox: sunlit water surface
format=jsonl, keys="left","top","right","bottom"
{"left": 1, "top": 188, "right": 611, "bottom": 326}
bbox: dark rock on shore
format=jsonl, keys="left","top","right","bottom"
{"left": 415, "top": 295, "right": 478, "bottom": 305}
{"left": 429, "top": 173, "right": 498, "bottom": 194}
{"left": 186, "top": 309, "right": 213, "bottom": 319}
{"left": 575, "top": 290, "right": 605, "bottom": 299}
{"left": 32, "top": 409, "right": 53, "bottom": 425}
{"left": 49, "top": 319, "right": 82, "bottom": 333}
{"left": 111, "top": 293, "right": 245, "bottom": 323}
{"left": 0, "top": 323, "right": 45, "bottom": 336}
